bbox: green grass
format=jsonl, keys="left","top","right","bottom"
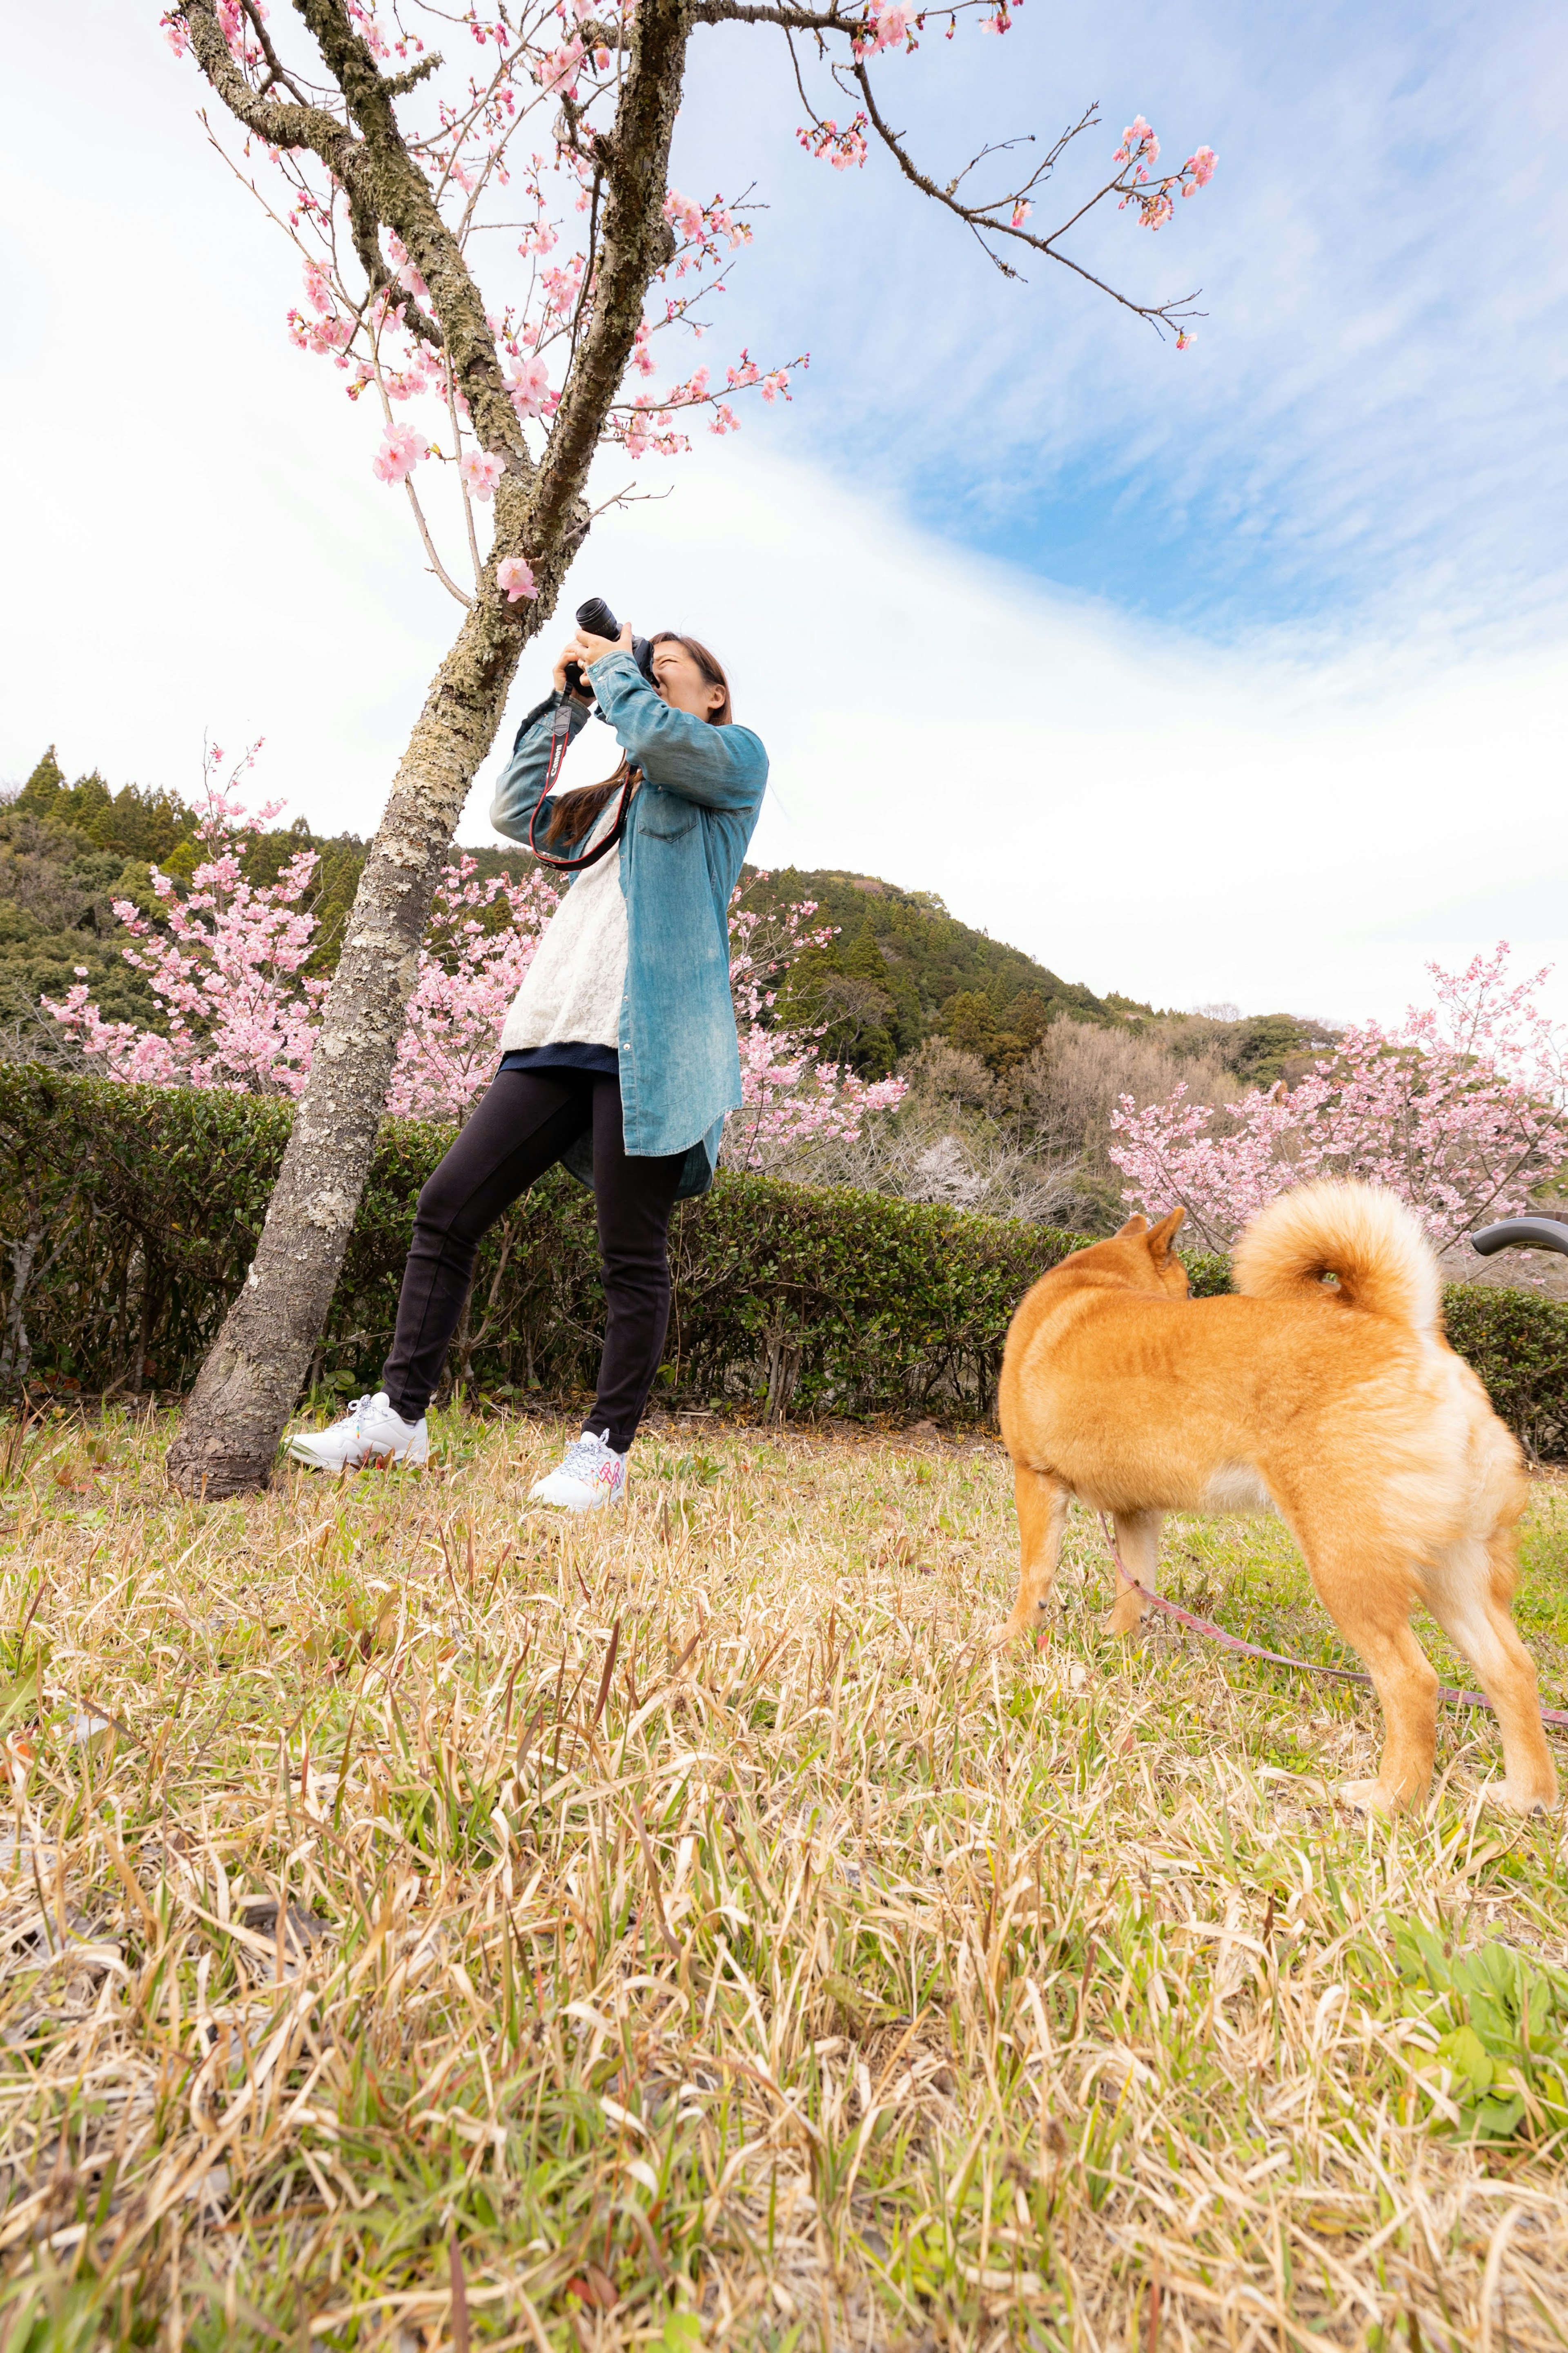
{"left": 0, "top": 1407, "right": 1564, "bottom": 2349}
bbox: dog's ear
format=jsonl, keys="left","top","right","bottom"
{"left": 1146, "top": 1205, "right": 1186, "bottom": 1265}
{"left": 1114, "top": 1213, "right": 1149, "bottom": 1238}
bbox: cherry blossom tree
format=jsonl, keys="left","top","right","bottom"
{"left": 45, "top": 786, "right": 901, "bottom": 1150}
{"left": 42, "top": 742, "right": 328, "bottom": 1095}
{"left": 724, "top": 883, "right": 906, "bottom": 1168}
{"left": 1109, "top": 947, "right": 1568, "bottom": 1252}
{"left": 158, "top": 0, "right": 1219, "bottom": 1493}
{"left": 385, "top": 859, "right": 561, "bottom": 1120}
{"left": 40, "top": 749, "right": 565, "bottom": 1113}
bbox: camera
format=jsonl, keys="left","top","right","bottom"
{"left": 565, "top": 596, "right": 655, "bottom": 698}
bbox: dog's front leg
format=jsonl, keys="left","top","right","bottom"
{"left": 1000, "top": 1465, "right": 1069, "bottom": 1643}
{"left": 1107, "top": 1508, "right": 1163, "bottom": 1635}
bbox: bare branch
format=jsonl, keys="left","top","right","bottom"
{"left": 851, "top": 63, "right": 1203, "bottom": 330}
{"left": 688, "top": 0, "right": 1207, "bottom": 330}
{"left": 403, "top": 475, "right": 474, "bottom": 606}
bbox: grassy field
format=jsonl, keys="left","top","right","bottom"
{"left": 2, "top": 1405, "right": 1567, "bottom": 2351}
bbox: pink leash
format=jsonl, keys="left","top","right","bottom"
{"left": 1097, "top": 1516, "right": 1568, "bottom": 1735}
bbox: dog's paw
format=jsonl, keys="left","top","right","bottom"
{"left": 1479, "top": 1775, "right": 1559, "bottom": 1815}
{"left": 1335, "top": 1775, "right": 1401, "bottom": 1816}
{"left": 996, "top": 1605, "right": 1052, "bottom": 1648}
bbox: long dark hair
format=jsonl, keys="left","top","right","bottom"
{"left": 542, "top": 632, "right": 733, "bottom": 849}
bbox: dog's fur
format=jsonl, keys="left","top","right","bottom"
{"left": 997, "top": 1179, "right": 1558, "bottom": 1813}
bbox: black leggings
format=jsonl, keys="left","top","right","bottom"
{"left": 380, "top": 1069, "right": 686, "bottom": 1450}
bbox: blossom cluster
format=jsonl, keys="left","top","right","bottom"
{"left": 1112, "top": 116, "right": 1220, "bottom": 236}
{"left": 1109, "top": 946, "right": 1568, "bottom": 1251}
{"left": 797, "top": 116, "right": 870, "bottom": 173}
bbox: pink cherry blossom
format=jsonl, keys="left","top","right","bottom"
{"left": 506, "top": 355, "right": 552, "bottom": 420}
{"left": 168, "top": 0, "right": 1210, "bottom": 614}
{"left": 44, "top": 770, "right": 324, "bottom": 1096}
{"left": 386, "top": 859, "right": 560, "bottom": 1119}
{"left": 385, "top": 230, "right": 429, "bottom": 304}
{"left": 1114, "top": 115, "right": 1159, "bottom": 165}
{"left": 722, "top": 885, "right": 908, "bottom": 1169}
{"left": 459, "top": 447, "right": 505, "bottom": 500}
{"left": 1110, "top": 945, "right": 1568, "bottom": 1251}
{"left": 372, "top": 422, "right": 426, "bottom": 484}
{"left": 664, "top": 190, "right": 706, "bottom": 242}
{"left": 797, "top": 116, "right": 870, "bottom": 171}
{"left": 496, "top": 555, "right": 537, "bottom": 600}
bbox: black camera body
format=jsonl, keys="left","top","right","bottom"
{"left": 566, "top": 596, "right": 655, "bottom": 699}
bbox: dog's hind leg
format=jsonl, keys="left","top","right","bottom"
{"left": 1424, "top": 1535, "right": 1558, "bottom": 1813}
{"left": 1107, "top": 1509, "right": 1163, "bottom": 1636}
{"left": 1298, "top": 1543, "right": 1438, "bottom": 1811}
{"left": 1000, "top": 1466, "right": 1069, "bottom": 1643}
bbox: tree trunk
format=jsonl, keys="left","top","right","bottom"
{"left": 166, "top": 594, "right": 534, "bottom": 1494}
{"left": 167, "top": 0, "right": 693, "bottom": 1499}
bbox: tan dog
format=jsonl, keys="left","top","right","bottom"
{"left": 997, "top": 1179, "right": 1558, "bottom": 1813}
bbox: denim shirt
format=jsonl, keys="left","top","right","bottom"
{"left": 488, "top": 650, "right": 768, "bottom": 1198}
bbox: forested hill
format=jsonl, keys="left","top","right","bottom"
{"left": 0, "top": 749, "right": 1135, "bottom": 1070}
{"left": 733, "top": 866, "right": 1145, "bottom": 1077}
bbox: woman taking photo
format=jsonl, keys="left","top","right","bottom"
{"left": 288, "top": 616, "right": 768, "bottom": 1507}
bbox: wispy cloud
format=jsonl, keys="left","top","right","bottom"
{"left": 474, "top": 440, "right": 1568, "bottom": 1031}
{"left": 677, "top": 0, "right": 1568, "bottom": 633}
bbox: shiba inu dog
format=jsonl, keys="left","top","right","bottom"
{"left": 997, "top": 1180, "right": 1558, "bottom": 1814}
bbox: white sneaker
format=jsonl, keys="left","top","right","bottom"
{"left": 528, "top": 1428, "right": 627, "bottom": 1511}
{"left": 286, "top": 1391, "right": 429, "bottom": 1472}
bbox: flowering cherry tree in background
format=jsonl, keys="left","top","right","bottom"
{"left": 385, "top": 860, "right": 560, "bottom": 1120}
{"left": 157, "top": 0, "right": 1218, "bottom": 1494}
{"left": 43, "top": 743, "right": 327, "bottom": 1095}
{"left": 724, "top": 884, "right": 906, "bottom": 1168}
{"left": 1109, "top": 947, "right": 1568, "bottom": 1252}
{"left": 42, "top": 765, "right": 563, "bottom": 1113}
{"left": 45, "top": 784, "right": 903, "bottom": 1152}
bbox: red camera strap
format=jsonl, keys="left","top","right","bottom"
{"left": 527, "top": 706, "right": 636, "bottom": 874}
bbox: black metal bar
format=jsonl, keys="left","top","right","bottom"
{"left": 1470, "top": 1216, "right": 1568, "bottom": 1259}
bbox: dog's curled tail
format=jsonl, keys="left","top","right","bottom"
{"left": 1231, "top": 1179, "right": 1441, "bottom": 1332}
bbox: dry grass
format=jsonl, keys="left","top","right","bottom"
{"left": 0, "top": 1405, "right": 1566, "bottom": 2351}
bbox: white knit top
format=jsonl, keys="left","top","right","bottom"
{"left": 497, "top": 788, "right": 631, "bottom": 1054}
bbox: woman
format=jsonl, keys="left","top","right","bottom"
{"left": 288, "top": 617, "right": 768, "bottom": 1505}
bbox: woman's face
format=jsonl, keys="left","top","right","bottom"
{"left": 652, "top": 639, "right": 725, "bottom": 720}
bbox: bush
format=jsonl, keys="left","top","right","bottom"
{"left": 0, "top": 1071, "right": 1090, "bottom": 1421}
{"left": 2, "top": 1071, "right": 1565, "bottom": 1451}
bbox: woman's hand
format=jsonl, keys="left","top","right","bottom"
{"left": 552, "top": 620, "right": 634, "bottom": 695}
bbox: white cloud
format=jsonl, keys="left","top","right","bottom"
{"left": 488, "top": 439, "right": 1568, "bottom": 1028}
{"left": 682, "top": 0, "right": 1568, "bottom": 628}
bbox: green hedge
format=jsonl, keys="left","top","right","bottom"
{"left": 2, "top": 1069, "right": 1566, "bottom": 1452}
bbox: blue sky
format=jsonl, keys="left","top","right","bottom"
{"left": 1, "top": 1, "right": 1564, "bottom": 1021}
{"left": 672, "top": 0, "right": 1568, "bottom": 635}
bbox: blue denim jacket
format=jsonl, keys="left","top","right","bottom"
{"left": 489, "top": 650, "right": 768, "bottom": 1198}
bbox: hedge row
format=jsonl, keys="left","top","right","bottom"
{"left": 2, "top": 1070, "right": 1566, "bottom": 1452}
